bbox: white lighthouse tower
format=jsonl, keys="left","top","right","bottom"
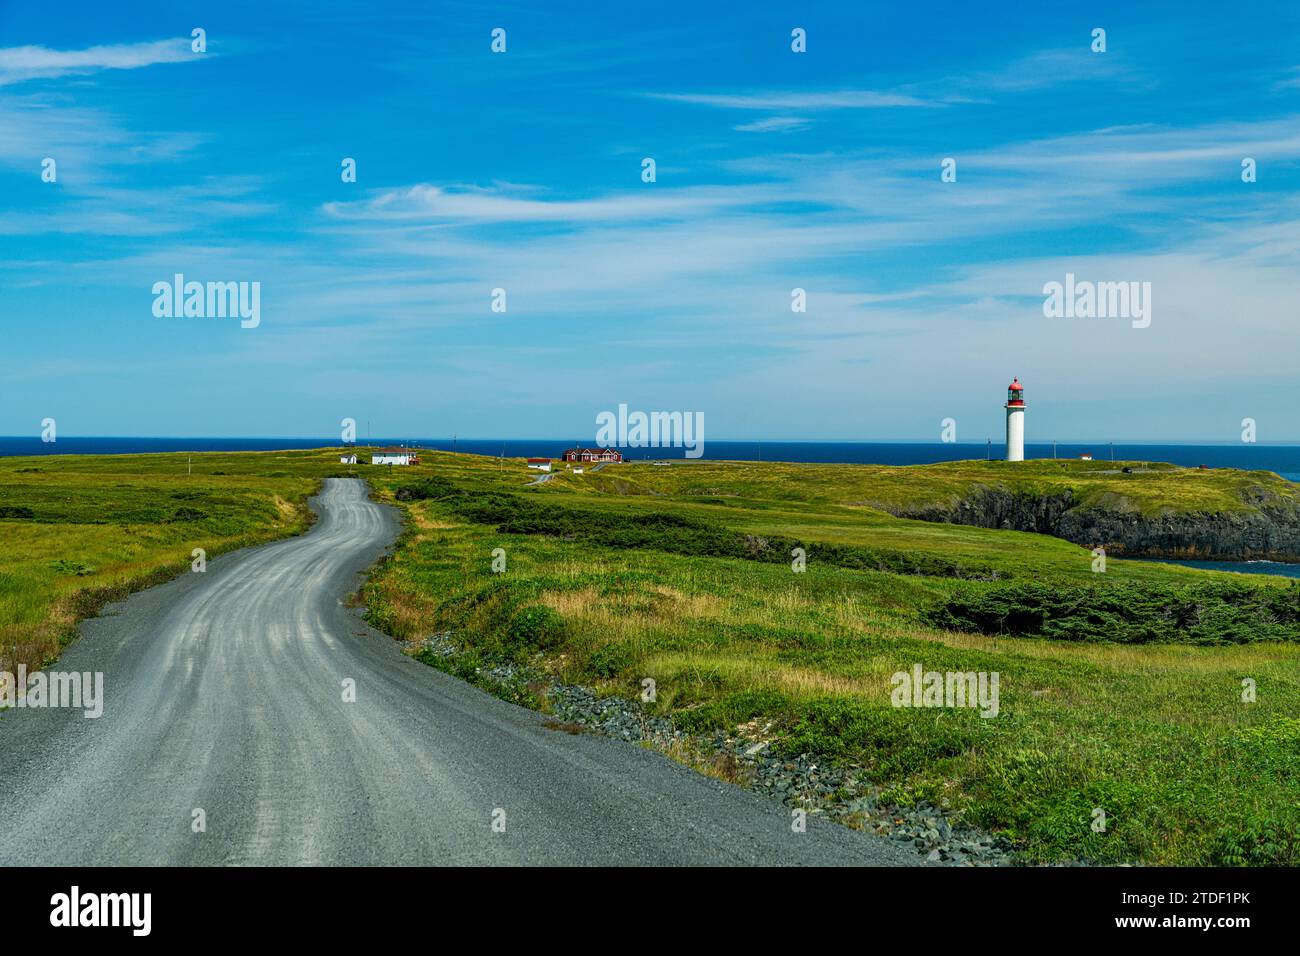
{"left": 1005, "top": 378, "right": 1026, "bottom": 461}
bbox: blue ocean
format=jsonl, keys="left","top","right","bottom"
{"left": 1136, "top": 558, "right": 1300, "bottom": 579}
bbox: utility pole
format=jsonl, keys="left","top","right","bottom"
{"left": 1053, "top": 440, "right": 1057, "bottom": 460}
{"left": 1110, "top": 442, "right": 1115, "bottom": 462}
{"left": 187, "top": 455, "right": 191, "bottom": 476}
{"left": 986, "top": 438, "right": 991, "bottom": 460}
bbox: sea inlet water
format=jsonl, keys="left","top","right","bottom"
{"left": 1144, "top": 559, "right": 1300, "bottom": 580}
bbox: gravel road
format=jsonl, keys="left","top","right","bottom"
{"left": 0, "top": 478, "right": 920, "bottom": 866}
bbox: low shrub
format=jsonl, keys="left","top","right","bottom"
{"left": 1207, "top": 812, "right": 1300, "bottom": 865}
{"left": 924, "top": 579, "right": 1300, "bottom": 643}
{"left": 507, "top": 605, "right": 566, "bottom": 651}
{"left": 588, "top": 644, "right": 634, "bottom": 678}
{"left": 777, "top": 697, "right": 989, "bottom": 776}
{"left": 395, "top": 476, "right": 459, "bottom": 501}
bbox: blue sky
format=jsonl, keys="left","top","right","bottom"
{"left": 2, "top": 0, "right": 1298, "bottom": 442}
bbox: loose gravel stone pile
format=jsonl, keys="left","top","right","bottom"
{"left": 407, "top": 631, "right": 1017, "bottom": 866}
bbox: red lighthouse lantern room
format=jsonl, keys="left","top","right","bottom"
{"left": 1006, "top": 378, "right": 1025, "bottom": 407}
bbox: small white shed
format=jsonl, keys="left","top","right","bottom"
{"left": 372, "top": 447, "right": 414, "bottom": 466}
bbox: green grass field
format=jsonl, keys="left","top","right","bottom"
{"left": 558, "top": 456, "right": 1300, "bottom": 517}
{"left": 3, "top": 448, "right": 1298, "bottom": 865}
{"left": 362, "top": 454, "right": 1300, "bottom": 866}
{"left": 0, "top": 450, "right": 352, "bottom": 671}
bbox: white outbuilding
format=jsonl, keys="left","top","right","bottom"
{"left": 372, "top": 447, "right": 417, "bottom": 466}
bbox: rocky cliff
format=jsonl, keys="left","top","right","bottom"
{"left": 886, "top": 485, "right": 1300, "bottom": 561}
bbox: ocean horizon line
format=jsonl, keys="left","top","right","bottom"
{"left": 5, "top": 436, "right": 1300, "bottom": 447}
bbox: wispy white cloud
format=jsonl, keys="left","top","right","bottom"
{"left": 0, "top": 179, "right": 276, "bottom": 237}
{"left": 0, "top": 38, "right": 197, "bottom": 86}
{"left": 645, "top": 89, "right": 934, "bottom": 111}
{"left": 323, "top": 182, "right": 760, "bottom": 224}
{"left": 1275, "top": 66, "right": 1300, "bottom": 91}
{"left": 648, "top": 45, "right": 1140, "bottom": 133}
{"left": 962, "top": 117, "right": 1300, "bottom": 179}
{"left": 0, "top": 93, "right": 253, "bottom": 236}
{"left": 644, "top": 46, "right": 1138, "bottom": 138}
{"left": 0, "top": 94, "right": 204, "bottom": 181}
{"left": 260, "top": 106, "right": 1300, "bottom": 427}
{"left": 720, "top": 114, "right": 1300, "bottom": 234}
{"left": 15, "top": 34, "right": 1300, "bottom": 440}
{"left": 733, "top": 116, "right": 810, "bottom": 134}
{"left": 966, "top": 46, "right": 1141, "bottom": 94}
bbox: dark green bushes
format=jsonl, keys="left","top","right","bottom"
{"left": 507, "top": 605, "right": 566, "bottom": 650}
{"left": 925, "top": 579, "right": 1300, "bottom": 643}
{"left": 1207, "top": 813, "right": 1300, "bottom": 865}
{"left": 778, "top": 696, "right": 991, "bottom": 776}
{"left": 434, "top": 488, "right": 998, "bottom": 580}
{"left": 394, "top": 476, "right": 460, "bottom": 501}
{"left": 587, "top": 643, "right": 634, "bottom": 678}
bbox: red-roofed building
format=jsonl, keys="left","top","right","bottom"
{"left": 561, "top": 447, "right": 623, "bottom": 463}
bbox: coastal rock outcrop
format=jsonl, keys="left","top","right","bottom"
{"left": 886, "top": 485, "right": 1300, "bottom": 561}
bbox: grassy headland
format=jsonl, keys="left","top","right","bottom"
{"left": 0, "top": 450, "right": 352, "bottom": 671}
{"left": 564, "top": 457, "right": 1295, "bottom": 516}
{"left": 361, "top": 453, "right": 1300, "bottom": 865}
{"left": 559, "top": 458, "right": 1300, "bottom": 560}
{"left": 3, "top": 448, "right": 1298, "bottom": 865}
